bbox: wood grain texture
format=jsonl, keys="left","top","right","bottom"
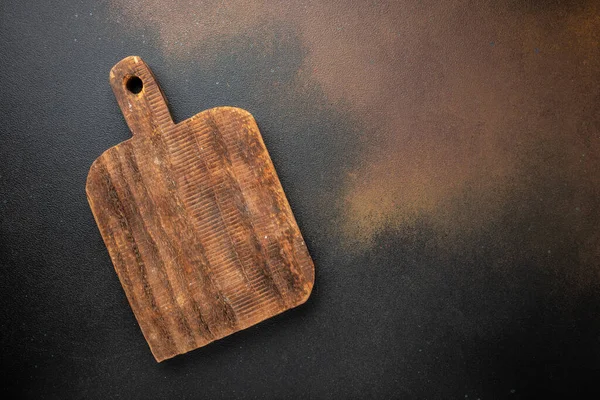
{"left": 86, "top": 56, "right": 314, "bottom": 362}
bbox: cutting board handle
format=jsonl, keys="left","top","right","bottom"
{"left": 109, "top": 56, "right": 174, "bottom": 135}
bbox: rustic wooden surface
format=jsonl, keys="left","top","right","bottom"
{"left": 86, "top": 56, "right": 314, "bottom": 362}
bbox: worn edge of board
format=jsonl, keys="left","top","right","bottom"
{"left": 85, "top": 56, "right": 315, "bottom": 361}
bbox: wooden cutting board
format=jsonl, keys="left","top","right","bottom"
{"left": 86, "top": 56, "right": 314, "bottom": 362}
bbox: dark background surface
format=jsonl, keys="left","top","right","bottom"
{"left": 1, "top": 0, "right": 600, "bottom": 398}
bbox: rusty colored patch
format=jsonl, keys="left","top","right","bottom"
{"left": 108, "top": 1, "right": 600, "bottom": 248}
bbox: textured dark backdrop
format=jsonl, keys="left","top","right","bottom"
{"left": 1, "top": 0, "right": 600, "bottom": 398}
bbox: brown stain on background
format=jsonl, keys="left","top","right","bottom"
{"left": 108, "top": 0, "right": 600, "bottom": 243}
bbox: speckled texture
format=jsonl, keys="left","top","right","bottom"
{"left": 1, "top": 0, "right": 599, "bottom": 398}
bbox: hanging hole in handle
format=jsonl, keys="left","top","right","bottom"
{"left": 125, "top": 75, "right": 143, "bottom": 94}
